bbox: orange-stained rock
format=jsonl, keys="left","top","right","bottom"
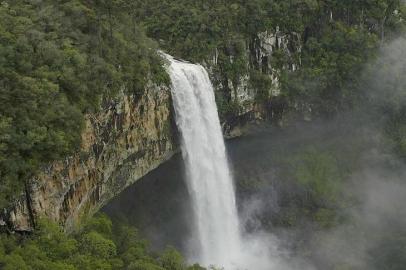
{"left": 6, "top": 84, "right": 177, "bottom": 232}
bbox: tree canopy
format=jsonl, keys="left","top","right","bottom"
{"left": 0, "top": 214, "right": 205, "bottom": 270}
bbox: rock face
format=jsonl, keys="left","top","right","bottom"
{"left": 3, "top": 84, "right": 177, "bottom": 232}
{"left": 209, "top": 30, "right": 301, "bottom": 136}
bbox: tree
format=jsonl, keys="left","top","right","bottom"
{"left": 160, "top": 247, "right": 186, "bottom": 270}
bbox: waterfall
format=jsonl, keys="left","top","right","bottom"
{"left": 166, "top": 55, "right": 243, "bottom": 268}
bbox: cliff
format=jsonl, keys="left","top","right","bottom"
{"left": 1, "top": 85, "right": 177, "bottom": 232}
{"left": 210, "top": 30, "right": 301, "bottom": 137}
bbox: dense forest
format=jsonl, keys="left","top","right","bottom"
{"left": 0, "top": 0, "right": 406, "bottom": 269}
{"left": 0, "top": 0, "right": 169, "bottom": 208}
{"left": 134, "top": 0, "right": 405, "bottom": 114}
{"left": 0, "top": 214, "right": 210, "bottom": 270}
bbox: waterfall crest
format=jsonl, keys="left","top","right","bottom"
{"left": 166, "top": 55, "right": 243, "bottom": 268}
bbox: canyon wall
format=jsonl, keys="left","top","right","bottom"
{"left": 1, "top": 85, "right": 177, "bottom": 232}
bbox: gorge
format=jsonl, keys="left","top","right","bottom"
{"left": 1, "top": 1, "right": 405, "bottom": 270}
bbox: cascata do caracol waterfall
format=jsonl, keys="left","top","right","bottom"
{"left": 165, "top": 54, "right": 278, "bottom": 270}
{"left": 165, "top": 54, "right": 243, "bottom": 268}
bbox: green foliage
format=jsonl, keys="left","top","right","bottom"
{"left": 276, "top": 147, "right": 346, "bottom": 229}
{"left": 291, "top": 148, "right": 342, "bottom": 202}
{"left": 130, "top": 0, "right": 275, "bottom": 109}
{"left": 268, "top": 127, "right": 372, "bottom": 229}
{"left": 160, "top": 247, "right": 186, "bottom": 270}
{"left": 0, "top": 0, "right": 168, "bottom": 208}
{"left": 216, "top": 97, "right": 241, "bottom": 122}
{"left": 127, "top": 261, "right": 165, "bottom": 270}
{"left": 80, "top": 232, "right": 117, "bottom": 259}
{"left": 283, "top": 22, "right": 378, "bottom": 114}
{"left": 281, "top": 0, "right": 405, "bottom": 115}
{"left": 82, "top": 213, "right": 113, "bottom": 238}
{"left": 0, "top": 0, "right": 405, "bottom": 240}
{"left": 361, "top": 37, "right": 406, "bottom": 159}
{"left": 249, "top": 70, "right": 274, "bottom": 104}
{"left": 131, "top": 0, "right": 405, "bottom": 120}
{"left": 0, "top": 214, "right": 202, "bottom": 270}
{"left": 33, "top": 219, "right": 78, "bottom": 260}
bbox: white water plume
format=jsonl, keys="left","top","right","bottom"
{"left": 165, "top": 54, "right": 282, "bottom": 270}
{"left": 166, "top": 55, "right": 242, "bottom": 268}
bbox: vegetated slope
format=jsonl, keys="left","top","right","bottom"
{"left": 0, "top": 214, "right": 208, "bottom": 270}
{"left": 132, "top": 0, "right": 405, "bottom": 114}
{"left": 0, "top": 0, "right": 168, "bottom": 208}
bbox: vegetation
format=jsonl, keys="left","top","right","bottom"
{"left": 0, "top": 0, "right": 405, "bottom": 268}
{"left": 1, "top": 0, "right": 405, "bottom": 209}
{"left": 0, "top": 214, "right": 207, "bottom": 270}
{"left": 131, "top": 0, "right": 405, "bottom": 112}
{"left": 281, "top": 0, "right": 405, "bottom": 114}
{"left": 0, "top": 0, "right": 168, "bottom": 207}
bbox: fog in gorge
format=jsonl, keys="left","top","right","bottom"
{"left": 102, "top": 122, "right": 406, "bottom": 269}
{"left": 103, "top": 37, "right": 406, "bottom": 270}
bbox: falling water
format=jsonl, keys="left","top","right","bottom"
{"left": 166, "top": 55, "right": 243, "bottom": 268}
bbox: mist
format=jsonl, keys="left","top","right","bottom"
{"left": 233, "top": 36, "right": 406, "bottom": 270}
